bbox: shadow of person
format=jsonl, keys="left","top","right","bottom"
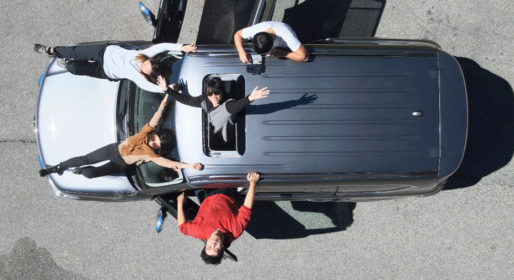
{"left": 246, "top": 93, "right": 318, "bottom": 115}
{"left": 245, "top": 201, "right": 356, "bottom": 239}
{"left": 444, "top": 57, "right": 514, "bottom": 190}
{"left": 0, "top": 237, "right": 86, "bottom": 280}
{"left": 291, "top": 201, "right": 356, "bottom": 231}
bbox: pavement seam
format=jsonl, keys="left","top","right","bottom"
{"left": 0, "top": 139, "right": 36, "bottom": 144}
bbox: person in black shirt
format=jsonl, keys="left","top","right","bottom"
{"left": 157, "top": 76, "right": 269, "bottom": 141}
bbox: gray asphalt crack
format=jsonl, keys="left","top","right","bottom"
{"left": 0, "top": 139, "right": 36, "bottom": 144}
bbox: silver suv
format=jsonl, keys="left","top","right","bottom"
{"left": 35, "top": 1, "right": 467, "bottom": 203}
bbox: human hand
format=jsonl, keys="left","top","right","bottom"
{"left": 248, "top": 86, "right": 270, "bottom": 101}
{"left": 181, "top": 44, "right": 197, "bottom": 53}
{"left": 169, "top": 83, "right": 181, "bottom": 91}
{"left": 192, "top": 163, "right": 203, "bottom": 171}
{"left": 238, "top": 50, "right": 251, "bottom": 64}
{"left": 157, "top": 75, "right": 168, "bottom": 91}
{"left": 247, "top": 172, "right": 260, "bottom": 183}
{"left": 177, "top": 192, "right": 186, "bottom": 204}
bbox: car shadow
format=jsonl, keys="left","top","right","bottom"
{"left": 196, "top": 0, "right": 257, "bottom": 44}
{"left": 244, "top": 201, "right": 356, "bottom": 239}
{"left": 444, "top": 57, "right": 514, "bottom": 190}
{"left": 282, "top": 0, "right": 386, "bottom": 42}
{"left": 196, "top": 0, "right": 385, "bottom": 44}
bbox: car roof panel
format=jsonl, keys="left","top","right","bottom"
{"left": 177, "top": 46, "right": 440, "bottom": 178}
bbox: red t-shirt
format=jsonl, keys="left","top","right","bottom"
{"left": 179, "top": 194, "right": 252, "bottom": 248}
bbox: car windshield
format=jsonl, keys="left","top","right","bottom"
{"left": 128, "top": 78, "right": 183, "bottom": 188}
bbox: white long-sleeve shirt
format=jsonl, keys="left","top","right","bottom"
{"left": 102, "top": 43, "right": 183, "bottom": 92}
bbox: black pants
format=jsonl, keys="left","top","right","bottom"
{"left": 194, "top": 188, "right": 235, "bottom": 204}
{"left": 53, "top": 44, "right": 110, "bottom": 79}
{"left": 59, "top": 143, "right": 128, "bottom": 178}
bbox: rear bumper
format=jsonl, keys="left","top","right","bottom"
{"left": 437, "top": 51, "right": 468, "bottom": 178}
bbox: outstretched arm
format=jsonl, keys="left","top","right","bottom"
{"left": 225, "top": 85, "right": 270, "bottom": 114}
{"left": 234, "top": 30, "right": 251, "bottom": 64}
{"left": 149, "top": 92, "right": 169, "bottom": 128}
{"left": 151, "top": 157, "right": 203, "bottom": 172}
{"left": 140, "top": 43, "right": 195, "bottom": 57}
{"left": 243, "top": 172, "right": 259, "bottom": 210}
{"left": 177, "top": 192, "right": 186, "bottom": 226}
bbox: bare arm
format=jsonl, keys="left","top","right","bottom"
{"left": 234, "top": 30, "right": 250, "bottom": 64}
{"left": 149, "top": 93, "right": 169, "bottom": 128}
{"left": 285, "top": 45, "right": 309, "bottom": 61}
{"left": 271, "top": 45, "right": 309, "bottom": 62}
{"left": 177, "top": 192, "right": 186, "bottom": 226}
{"left": 243, "top": 172, "right": 259, "bottom": 209}
{"left": 151, "top": 157, "right": 203, "bottom": 171}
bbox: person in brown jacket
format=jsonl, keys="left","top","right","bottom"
{"left": 39, "top": 88, "right": 202, "bottom": 178}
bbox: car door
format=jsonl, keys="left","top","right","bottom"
{"left": 153, "top": 0, "right": 188, "bottom": 43}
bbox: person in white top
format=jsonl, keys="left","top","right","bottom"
{"left": 34, "top": 42, "right": 197, "bottom": 93}
{"left": 233, "top": 21, "right": 308, "bottom": 63}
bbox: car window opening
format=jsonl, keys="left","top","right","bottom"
{"left": 203, "top": 74, "right": 246, "bottom": 157}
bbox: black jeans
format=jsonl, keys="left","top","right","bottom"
{"left": 53, "top": 44, "right": 110, "bottom": 79}
{"left": 194, "top": 188, "right": 235, "bottom": 204}
{"left": 59, "top": 143, "right": 128, "bottom": 178}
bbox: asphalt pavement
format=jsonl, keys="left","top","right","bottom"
{"left": 0, "top": 0, "right": 512, "bottom": 279}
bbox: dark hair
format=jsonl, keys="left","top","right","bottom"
{"left": 204, "top": 77, "right": 225, "bottom": 105}
{"left": 252, "top": 32, "right": 274, "bottom": 54}
{"left": 200, "top": 245, "right": 224, "bottom": 265}
{"left": 138, "top": 55, "right": 166, "bottom": 84}
{"left": 156, "top": 129, "right": 176, "bottom": 157}
{"left": 206, "top": 77, "right": 223, "bottom": 93}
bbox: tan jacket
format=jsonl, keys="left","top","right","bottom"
{"left": 118, "top": 123, "right": 180, "bottom": 170}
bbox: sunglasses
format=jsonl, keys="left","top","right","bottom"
{"left": 207, "top": 89, "right": 221, "bottom": 96}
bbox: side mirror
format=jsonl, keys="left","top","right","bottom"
{"left": 139, "top": 2, "right": 156, "bottom": 27}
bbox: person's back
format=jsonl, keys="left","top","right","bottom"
{"left": 234, "top": 21, "right": 308, "bottom": 62}
{"left": 102, "top": 45, "right": 140, "bottom": 80}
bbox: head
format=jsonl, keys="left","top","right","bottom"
{"left": 148, "top": 129, "right": 176, "bottom": 156}
{"left": 200, "top": 229, "right": 225, "bottom": 265}
{"left": 205, "top": 77, "right": 224, "bottom": 107}
{"left": 136, "top": 53, "right": 165, "bottom": 83}
{"left": 252, "top": 32, "right": 274, "bottom": 54}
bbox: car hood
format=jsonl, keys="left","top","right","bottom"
{"left": 36, "top": 71, "right": 133, "bottom": 194}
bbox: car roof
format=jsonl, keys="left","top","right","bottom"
{"left": 176, "top": 44, "right": 443, "bottom": 180}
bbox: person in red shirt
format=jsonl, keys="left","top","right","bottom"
{"left": 177, "top": 172, "right": 259, "bottom": 265}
